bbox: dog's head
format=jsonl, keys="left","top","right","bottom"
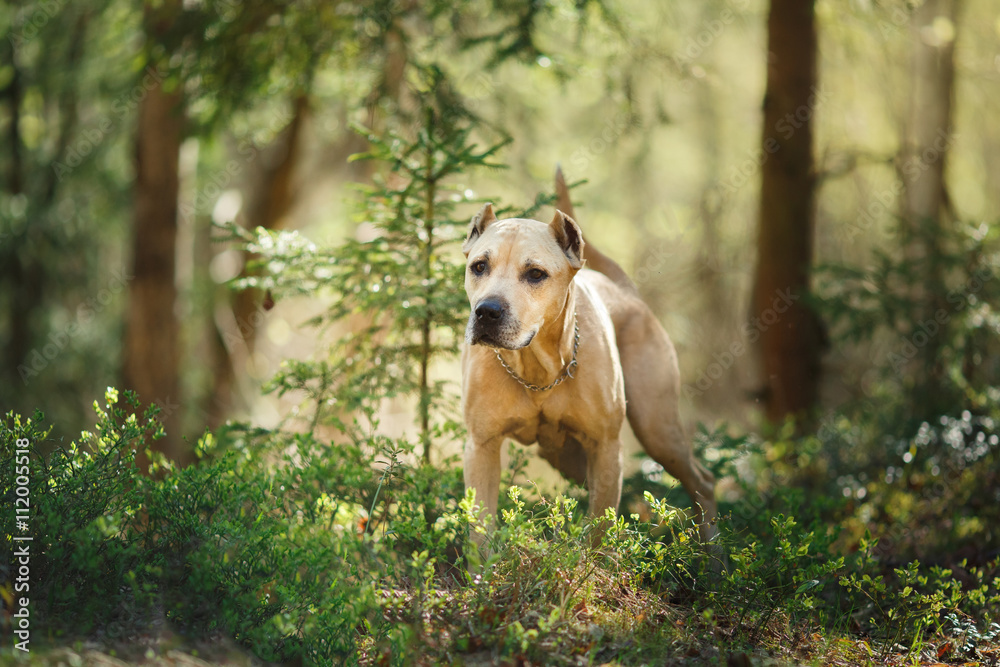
{"left": 462, "top": 203, "right": 584, "bottom": 350}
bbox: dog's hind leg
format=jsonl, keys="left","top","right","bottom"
{"left": 633, "top": 411, "right": 718, "bottom": 543}
{"left": 617, "top": 310, "right": 718, "bottom": 542}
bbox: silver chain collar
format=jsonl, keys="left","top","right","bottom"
{"left": 493, "top": 313, "right": 580, "bottom": 392}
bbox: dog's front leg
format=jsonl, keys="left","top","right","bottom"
{"left": 586, "top": 439, "right": 623, "bottom": 543}
{"left": 463, "top": 435, "right": 502, "bottom": 552}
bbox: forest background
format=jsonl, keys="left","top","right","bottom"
{"left": 2, "top": 0, "right": 1000, "bottom": 664}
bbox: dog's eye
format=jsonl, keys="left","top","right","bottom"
{"left": 471, "top": 260, "right": 488, "bottom": 276}
{"left": 526, "top": 268, "right": 548, "bottom": 282}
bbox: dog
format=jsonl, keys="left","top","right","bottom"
{"left": 460, "top": 170, "right": 717, "bottom": 544}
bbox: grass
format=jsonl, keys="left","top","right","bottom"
{"left": 2, "top": 391, "right": 999, "bottom": 665}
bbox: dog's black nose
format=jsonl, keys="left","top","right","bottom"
{"left": 475, "top": 299, "right": 504, "bottom": 321}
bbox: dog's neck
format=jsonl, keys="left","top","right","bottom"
{"left": 497, "top": 284, "right": 578, "bottom": 388}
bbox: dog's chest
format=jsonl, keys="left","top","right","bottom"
{"left": 509, "top": 398, "right": 594, "bottom": 451}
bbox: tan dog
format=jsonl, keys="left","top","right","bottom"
{"left": 460, "top": 177, "right": 717, "bottom": 543}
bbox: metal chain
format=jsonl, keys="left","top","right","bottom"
{"left": 494, "top": 313, "right": 580, "bottom": 392}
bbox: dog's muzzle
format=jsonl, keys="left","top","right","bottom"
{"left": 466, "top": 296, "right": 528, "bottom": 349}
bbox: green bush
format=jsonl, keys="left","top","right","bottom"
{"left": 4, "top": 394, "right": 1000, "bottom": 663}
{"left": 2, "top": 392, "right": 156, "bottom": 637}
{"left": 1, "top": 393, "right": 464, "bottom": 662}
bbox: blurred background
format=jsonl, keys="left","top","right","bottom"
{"left": 2, "top": 0, "right": 998, "bottom": 475}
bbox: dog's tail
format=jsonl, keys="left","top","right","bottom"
{"left": 555, "top": 165, "right": 637, "bottom": 293}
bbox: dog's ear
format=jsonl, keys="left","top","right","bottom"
{"left": 549, "top": 210, "right": 584, "bottom": 270}
{"left": 463, "top": 203, "right": 497, "bottom": 256}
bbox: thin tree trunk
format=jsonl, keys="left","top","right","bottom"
{"left": 900, "top": 0, "right": 959, "bottom": 412}
{"left": 752, "top": 0, "right": 824, "bottom": 427}
{"left": 123, "top": 78, "right": 186, "bottom": 470}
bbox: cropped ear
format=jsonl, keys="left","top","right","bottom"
{"left": 463, "top": 203, "right": 497, "bottom": 256}
{"left": 549, "top": 209, "right": 584, "bottom": 270}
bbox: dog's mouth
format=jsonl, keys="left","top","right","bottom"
{"left": 466, "top": 318, "right": 536, "bottom": 350}
{"left": 486, "top": 330, "right": 534, "bottom": 350}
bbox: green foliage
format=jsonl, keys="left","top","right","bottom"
{"left": 839, "top": 533, "right": 1000, "bottom": 661}
{"left": 4, "top": 395, "right": 1000, "bottom": 663}
{"left": 1, "top": 393, "right": 463, "bottom": 661}
{"left": 795, "top": 219, "right": 1000, "bottom": 563}
{"left": 817, "top": 218, "right": 1000, "bottom": 418}
{"left": 944, "top": 611, "right": 1000, "bottom": 661}
{"left": 2, "top": 391, "right": 157, "bottom": 636}
{"left": 690, "top": 237, "right": 1000, "bottom": 659}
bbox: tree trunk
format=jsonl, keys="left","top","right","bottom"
{"left": 752, "top": 0, "right": 824, "bottom": 427}
{"left": 900, "top": 0, "right": 959, "bottom": 413}
{"left": 123, "top": 78, "right": 186, "bottom": 470}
